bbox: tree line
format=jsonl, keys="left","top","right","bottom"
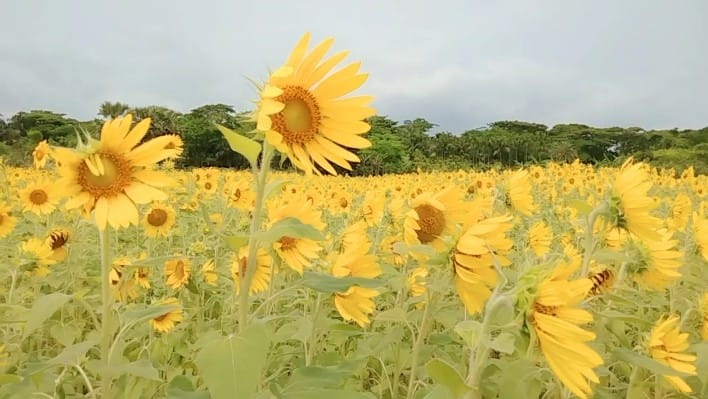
{"left": 1, "top": 101, "right": 706, "bottom": 175}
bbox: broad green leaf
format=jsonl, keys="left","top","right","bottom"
{"left": 109, "top": 360, "right": 161, "bottom": 381}
{"left": 485, "top": 295, "right": 515, "bottom": 328}
{"left": 23, "top": 293, "right": 71, "bottom": 339}
{"left": 614, "top": 348, "right": 692, "bottom": 377}
{"left": 256, "top": 217, "right": 324, "bottom": 244}
{"left": 425, "top": 359, "right": 471, "bottom": 398}
{"left": 123, "top": 304, "right": 180, "bottom": 326}
{"left": 374, "top": 308, "right": 407, "bottom": 323}
{"left": 194, "top": 323, "right": 269, "bottom": 399}
{"left": 284, "top": 366, "right": 352, "bottom": 390}
{"left": 454, "top": 320, "right": 482, "bottom": 347}
{"left": 301, "top": 271, "right": 381, "bottom": 293}
{"left": 49, "top": 323, "right": 80, "bottom": 347}
{"left": 488, "top": 332, "right": 516, "bottom": 354}
{"left": 692, "top": 342, "right": 708, "bottom": 384}
{"left": 222, "top": 233, "right": 250, "bottom": 251}
{"left": 281, "top": 389, "right": 374, "bottom": 399}
{"left": 0, "top": 374, "right": 22, "bottom": 385}
{"left": 567, "top": 199, "right": 593, "bottom": 216}
{"left": 47, "top": 340, "right": 96, "bottom": 366}
{"left": 423, "top": 385, "right": 454, "bottom": 399}
{"left": 215, "top": 124, "right": 261, "bottom": 168}
{"left": 497, "top": 358, "right": 543, "bottom": 399}
{"left": 166, "top": 375, "right": 211, "bottom": 399}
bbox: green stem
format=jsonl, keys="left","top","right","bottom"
{"left": 405, "top": 291, "right": 433, "bottom": 399}
{"left": 7, "top": 269, "right": 18, "bottom": 304}
{"left": 238, "top": 142, "right": 273, "bottom": 333}
{"left": 581, "top": 201, "right": 609, "bottom": 277}
{"left": 305, "top": 293, "right": 322, "bottom": 366}
{"left": 626, "top": 366, "right": 641, "bottom": 399}
{"left": 98, "top": 227, "right": 113, "bottom": 399}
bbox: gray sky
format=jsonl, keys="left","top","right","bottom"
{"left": 1, "top": 0, "right": 707, "bottom": 133}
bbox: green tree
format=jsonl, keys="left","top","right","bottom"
{"left": 98, "top": 101, "right": 130, "bottom": 119}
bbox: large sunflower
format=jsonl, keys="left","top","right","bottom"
{"left": 52, "top": 115, "right": 183, "bottom": 230}
{"left": 609, "top": 160, "right": 662, "bottom": 243}
{"left": 255, "top": 32, "right": 376, "bottom": 175}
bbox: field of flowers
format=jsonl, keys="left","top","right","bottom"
{"left": 1, "top": 156, "right": 707, "bottom": 399}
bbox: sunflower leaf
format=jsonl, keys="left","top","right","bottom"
{"left": 614, "top": 348, "right": 693, "bottom": 377}
{"left": 257, "top": 217, "right": 324, "bottom": 244}
{"left": 264, "top": 179, "right": 293, "bottom": 200}
{"left": 122, "top": 304, "right": 181, "bottom": 326}
{"left": 301, "top": 271, "right": 381, "bottom": 293}
{"left": 46, "top": 340, "right": 97, "bottom": 366}
{"left": 215, "top": 124, "right": 261, "bottom": 168}
{"left": 23, "top": 293, "right": 72, "bottom": 339}
{"left": 222, "top": 233, "right": 250, "bottom": 251}
{"left": 425, "top": 358, "right": 472, "bottom": 398}
{"left": 167, "top": 375, "right": 211, "bottom": 399}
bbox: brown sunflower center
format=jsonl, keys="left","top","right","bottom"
{"left": 278, "top": 236, "right": 297, "bottom": 251}
{"left": 271, "top": 86, "right": 321, "bottom": 145}
{"left": 49, "top": 232, "right": 69, "bottom": 249}
{"left": 339, "top": 197, "right": 348, "bottom": 208}
{"left": 29, "top": 189, "right": 49, "bottom": 205}
{"left": 147, "top": 209, "right": 168, "bottom": 227}
{"left": 78, "top": 152, "right": 132, "bottom": 198}
{"left": 233, "top": 188, "right": 241, "bottom": 200}
{"left": 533, "top": 302, "right": 558, "bottom": 316}
{"left": 0, "top": 215, "right": 4, "bottom": 224}
{"left": 204, "top": 182, "right": 213, "bottom": 190}
{"left": 153, "top": 313, "right": 170, "bottom": 322}
{"left": 414, "top": 204, "right": 445, "bottom": 244}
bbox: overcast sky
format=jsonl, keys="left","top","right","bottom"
{"left": 1, "top": 0, "right": 706, "bottom": 133}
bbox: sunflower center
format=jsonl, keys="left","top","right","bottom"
{"left": 78, "top": 152, "right": 132, "bottom": 198}
{"left": 49, "top": 232, "right": 69, "bottom": 249}
{"left": 153, "top": 313, "right": 170, "bottom": 322}
{"left": 271, "top": 86, "right": 321, "bottom": 145}
{"left": 414, "top": 204, "right": 445, "bottom": 244}
{"left": 29, "top": 189, "right": 48, "bottom": 205}
{"left": 0, "top": 215, "right": 3, "bottom": 224}
{"left": 233, "top": 188, "right": 241, "bottom": 200}
{"left": 204, "top": 182, "right": 213, "bottom": 190}
{"left": 339, "top": 198, "right": 348, "bottom": 208}
{"left": 278, "top": 236, "right": 298, "bottom": 251}
{"left": 173, "top": 261, "right": 187, "bottom": 279}
{"left": 533, "top": 302, "right": 558, "bottom": 316}
{"left": 147, "top": 209, "right": 168, "bottom": 227}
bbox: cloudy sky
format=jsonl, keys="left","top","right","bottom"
{"left": 1, "top": 0, "right": 706, "bottom": 133}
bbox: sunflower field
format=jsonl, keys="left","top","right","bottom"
{"left": 1, "top": 33, "right": 708, "bottom": 399}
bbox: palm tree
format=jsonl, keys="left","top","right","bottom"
{"left": 98, "top": 101, "right": 130, "bottom": 119}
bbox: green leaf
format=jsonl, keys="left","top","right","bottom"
{"left": 110, "top": 360, "right": 161, "bottom": 381}
{"left": 194, "top": 323, "right": 269, "bottom": 399}
{"left": 567, "top": 199, "right": 593, "bottom": 216}
{"left": 423, "top": 385, "right": 454, "bottom": 399}
{"left": 614, "top": 348, "right": 692, "bottom": 377}
{"left": 0, "top": 374, "right": 22, "bottom": 385}
{"left": 166, "top": 375, "right": 211, "bottom": 399}
{"left": 47, "top": 340, "right": 97, "bottom": 366}
{"left": 122, "top": 304, "right": 180, "bottom": 326}
{"left": 222, "top": 233, "right": 250, "bottom": 251}
{"left": 264, "top": 179, "right": 292, "bottom": 200}
{"left": 282, "top": 389, "right": 373, "bottom": 399}
{"left": 691, "top": 342, "right": 708, "bottom": 384}
{"left": 23, "top": 293, "right": 71, "bottom": 339}
{"left": 425, "top": 359, "right": 471, "bottom": 398}
{"left": 215, "top": 124, "right": 261, "bottom": 168}
{"left": 256, "top": 217, "right": 324, "bottom": 244}
{"left": 497, "top": 358, "right": 543, "bottom": 399}
{"left": 374, "top": 308, "right": 407, "bottom": 323}
{"left": 301, "top": 271, "right": 381, "bottom": 294}
{"left": 488, "top": 332, "right": 516, "bottom": 354}
{"left": 454, "top": 320, "right": 482, "bottom": 347}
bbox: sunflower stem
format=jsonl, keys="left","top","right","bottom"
{"left": 98, "top": 226, "right": 114, "bottom": 399}
{"left": 305, "top": 292, "right": 322, "bottom": 366}
{"left": 405, "top": 290, "right": 433, "bottom": 399}
{"left": 581, "top": 201, "right": 609, "bottom": 277}
{"left": 238, "top": 142, "right": 274, "bottom": 333}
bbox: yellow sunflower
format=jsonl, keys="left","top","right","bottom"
{"left": 201, "top": 259, "right": 218, "bottom": 286}
{"left": 0, "top": 202, "right": 17, "bottom": 238}
{"left": 529, "top": 262, "right": 603, "bottom": 399}
{"left": 19, "top": 179, "right": 59, "bottom": 216}
{"left": 21, "top": 238, "right": 57, "bottom": 276}
{"left": 635, "top": 231, "right": 683, "bottom": 290}
{"left": 255, "top": 32, "right": 375, "bottom": 175}
{"left": 699, "top": 293, "right": 708, "bottom": 341}
{"left": 609, "top": 160, "right": 662, "bottom": 243}
{"left": 44, "top": 229, "right": 70, "bottom": 262}
{"left": 334, "top": 286, "right": 379, "bottom": 328}
{"left": 268, "top": 198, "right": 325, "bottom": 274}
{"left": 693, "top": 212, "right": 708, "bottom": 261}
{"left": 164, "top": 258, "right": 191, "bottom": 290}
{"left": 403, "top": 187, "right": 465, "bottom": 252}
{"left": 648, "top": 315, "right": 697, "bottom": 393}
{"left": 150, "top": 298, "right": 184, "bottom": 333}
{"left": 507, "top": 169, "right": 534, "bottom": 215}
{"left": 407, "top": 266, "right": 428, "bottom": 299}
{"left": 52, "top": 114, "right": 183, "bottom": 230}
{"left": 527, "top": 221, "right": 552, "bottom": 257}
{"left": 109, "top": 256, "right": 139, "bottom": 302}
{"left": 231, "top": 246, "right": 272, "bottom": 294}
{"left": 32, "top": 140, "right": 52, "bottom": 169}
{"left": 134, "top": 267, "right": 151, "bottom": 289}
{"left": 142, "top": 202, "right": 177, "bottom": 237}
{"left": 668, "top": 192, "right": 691, "bottom": 231}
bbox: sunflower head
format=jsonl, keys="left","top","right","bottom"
{"left": 45, "top": 228, "right": 71, "bottom": 262}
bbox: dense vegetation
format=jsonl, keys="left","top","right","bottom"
{"left": 1, "top": 101, "right": 706, "bottom": 174}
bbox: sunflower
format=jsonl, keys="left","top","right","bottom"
{"left": 268, "top": 198, "right": 325, "bottom": 274}
{"left": 21, "top": 238, "right": 56, "bottom": 276}
{"left": 608, "top": 160, "right": 662, "bottom": 243}
{"left": 334, "top": 286, "right": 379, "bottom": 328}
{"left": 225, "top": 181, "right": 255, "bottom": 211}
{"left": 330, "top": 241, "right": 380, "bottom": 279}
{"left": 109, "top": 256, "right": 139, "bottom": 302}
{"left": 255, "top": 32, "right": 375, "bottom": 175}
{"left": 339, "top": 220, "right": 369, "bottom": 253}
{"left": 668, "top": 193, "right": 691, "bottom": 231}
{"left": 693, "top": 212, "right": 708, "bottom": 261}
{"left": 201, "top": 259, "right": 218, "bottom": 286}
{"left": 361, "top": 191, "right": 386, "bottom": 227}
{"left": 0, "top": 202, "right": 17, "bottom": 238}
{"left": 32, "top": 140, "right": 52, "bottom": 169}
{"left": 453, "top": 215, "right": 513, "bottom": 314}
{"left": 134, "top": 267, "right": 151, "bottom": 289}
{"left": 699, "top": 293, "right": 708, "bottom": 341}
{"left": 529, "top": 262, "right": 603, "bottom": 399}
{"left": 19, "top": 179, "right": 59, "bottom": 216}
{"left": 527, "top": 221, "right": 552, "bottom": 257}
{"left": 407, "top": 266, "right": 428, "bottom": 298}
{"left": 231, "top": 246, "right": 272, "bottom": 294}
{"left": 44, "top": 229, "right": 70, "bottom": 262}
{"left": 634, "top": 231, "right": 683, "bottom": 290}
{"left": 52, "top": 114, "right": 183, "bottom": 230}
{"left": 142, "top": 202, "right": 176, "bottom": 237}
{"left": 507, "top": 169, "right": 534, "bottom": 215}
{"left": 150, "top": 297, "right": 184, "bottom": 333}
{"left": 648, "top": 315, "right": 697, "bottom": 393}
{"left": 403, "top": 187, "right": 465, "bottom": 252}
{"left": 164, "top": 258, "right": 191, "bottom": 290}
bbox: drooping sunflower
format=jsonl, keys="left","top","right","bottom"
{"left": 507, "top": 169, "right": 534, "bottom": 215}
{"left": 334, "top": 286, "right": 379, "bottom": 328}
{"left": 44, "top": 229, "right": 70, "bottom": 262}
{"left": 142, "top": 202, "right": 177, "bottom": 237}
{"left": 330, "top": 240, "right": 381, "bottom": 327}
{"left": 164, "top": 258, "right": 191, "bottom": 290}
{"left": 403, "top": 187, "right": 466, "bottom": 252}
{"left": 608, "top": 160, "right": 662, "bottom": 243}
{"left": 19, "top": 179, "right": 59, "bottom": 216}
{"left": 231, "top": 246, "right": 272, "bottom": 294}
{"left": 32, "top": 140, "right": 52, "bottom": 169}
{"left": 648, "top": 315, "right": 697, "bottom": 393}
{"left": 255, "top": 32, "right": 375, "bottom": 175}
{"left": 634, "top": 231, "right": 684, "bottom": 290}
{"left": 109, "top": 256, "right": 140, "bottom": 302}
{"left": 52, "top": 114, "right": 183, "bottom": 230}
{"left": 150, "top": 297, "right": 184, "bottom": 333}
{"left": 267, "top": 198, "right": 325, "bottom": 274}
{"left": 529, "top": 262, "right": 603, "bottom": 399}
{"left": 201, "top": 259, "right": 218, "bottom": 286}
{"left": 0, "top": 202, "right": 18, "bottom": 238}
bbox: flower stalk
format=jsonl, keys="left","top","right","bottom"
{"left": 98, "top": 226, "right": 113, "bottom": 399}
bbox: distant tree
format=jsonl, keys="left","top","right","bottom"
{"left": 98, "top": 101, "right": 130, "bottom": 119}
{"left": 129, "top": 106, "right": 181, "bottom": 139}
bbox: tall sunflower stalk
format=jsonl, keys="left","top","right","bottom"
{"left": 231, "top": 32, "right": 374, "bottom": 333}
